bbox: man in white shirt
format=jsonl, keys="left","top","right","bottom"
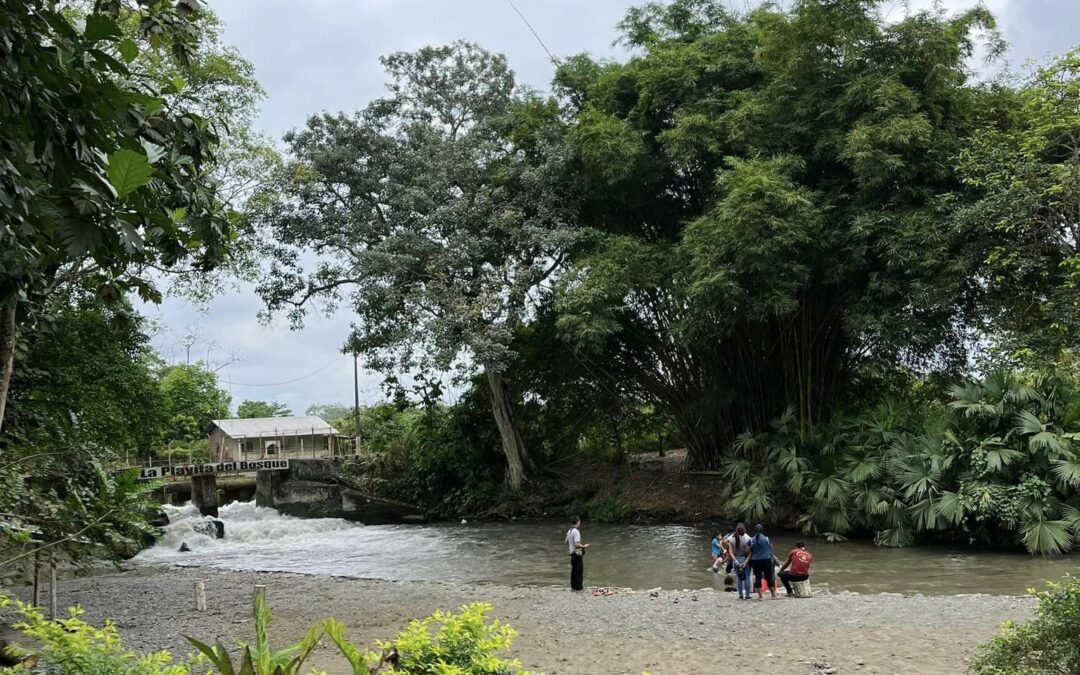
{"left": 565, "top": 516, "right": 588, "bottom": 591}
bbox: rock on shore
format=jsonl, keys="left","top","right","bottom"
{"left": 4, "top": 566, "right": 1032, "bottom": 675}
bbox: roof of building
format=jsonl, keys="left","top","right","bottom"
{"left": 211, "top": 416, "right": 340, "bottom": 439}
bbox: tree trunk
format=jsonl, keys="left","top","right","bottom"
{"left": 486, "top": 368, "right": 530, "bottom": 492}
{"left": 0, "top": 302, "right": 16, "bottom": 435}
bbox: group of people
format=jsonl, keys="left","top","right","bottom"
{"left": 710, "top": 523, "right": 813, "bottom": 599}
{"left": 564, "top": 517, "right": 813, "bottom": 598}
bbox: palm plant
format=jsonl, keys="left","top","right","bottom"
{"left": 725, "top": 370, "right": 1080, "bottom": 554}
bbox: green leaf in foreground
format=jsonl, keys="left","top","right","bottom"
{"left": 83, "top": 14, "right": 122, "bottom": 43}
{"left": 106, "top": 149, "right": 154, "bottom": 197}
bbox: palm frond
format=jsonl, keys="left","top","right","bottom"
{"left": 934, "top": 490, "right": 966, "bottom": 527}
{"left": 812, "top": 473, "right": 851, "bottom": 506}
{"left": 984, "top": 447, "right": 1025, "bottom": 472}
{"left": 1052, "top": 459, "right": 1080, "bottom": 489}
{"left": 875, "top": 526, "right": 914, "bottom": 548}
{"left": 1021, "top": 519, "right": 1074, "bottom": 555}
{"left": 844, "top": 455, "right": 882, "bottom": 483}
{"left": 908, "top": 496, "right": 940, "bottom": 531}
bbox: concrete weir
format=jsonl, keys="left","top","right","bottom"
{"left": 255, "top": 458, "right": 425, "bottom": 524}
{"left": 190, "top": 474, "right": 219, "bottom": 518}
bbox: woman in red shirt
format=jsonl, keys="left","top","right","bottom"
{"left": 778, "top": 541, "right": 813, "bottom": 596}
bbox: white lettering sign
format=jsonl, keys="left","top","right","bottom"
{"left": 139, "top": 459, "right": 289, "bottom": 480}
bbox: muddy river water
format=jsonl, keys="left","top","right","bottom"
{"left": 136, "top": 501, "right": 1078, "bottom": 595}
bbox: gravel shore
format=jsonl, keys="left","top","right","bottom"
{"left": 5, "top": 566, "right": 1032, "bottom": 675}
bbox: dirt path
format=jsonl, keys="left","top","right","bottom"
{"left": 3, "top": 566, "right": 1031, "bottom": 675}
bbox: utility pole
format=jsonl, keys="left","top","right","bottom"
{"left": 353, "top": 351, "right": 362, "bottom": 455}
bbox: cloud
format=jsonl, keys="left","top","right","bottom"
{"left": 147, "top": 0, "right": 1073, "bottom": 415}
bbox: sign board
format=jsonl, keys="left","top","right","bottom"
{"left": 139, "top": 459, "right": 289, "bottom": 480}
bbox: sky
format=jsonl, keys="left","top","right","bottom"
{"left": 144, "top": 0, "right": 1080, "bottom": 417}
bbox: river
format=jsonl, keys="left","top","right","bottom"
{"left": 135, "top": 501, "right": 1077, "bottom": 595}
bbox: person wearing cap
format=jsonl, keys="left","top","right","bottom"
{"left": 778, "top": 541, "right": 814, "bottom": 596}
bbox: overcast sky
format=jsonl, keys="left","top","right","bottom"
{"left": 145, "top": 0, "right": 1079, "bottom": 417}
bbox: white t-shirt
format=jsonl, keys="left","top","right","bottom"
{"left": 728, "top": 534, "right": 751, "bottom": 560}
{"left": 566, "top": 526, "right": 581, "bottom": 554}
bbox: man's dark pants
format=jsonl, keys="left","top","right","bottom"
{"left": 779, "top": 570, "right": 809, "bottom": 595}
{"left": 570, "top": 553, "right": 584, "bottom": 591}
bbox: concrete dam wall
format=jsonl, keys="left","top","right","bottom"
{"left": 255, "top": 458, "right": 424, "bottom": 524}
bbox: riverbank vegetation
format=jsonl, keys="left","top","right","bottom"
{"left": 971, "top": 575, "right": 1080, "bottom": 674}
{"left": 0, "top": 592, "right": 536, "bottom": 675}
{"left": 3, "top": 0, "right": 1080, "bottom": 567}
{"left": 0, "top": 0, "right": 266, "bottom": 569}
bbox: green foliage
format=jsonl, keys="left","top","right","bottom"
{"left": 955, "top": 49, "right": 1080, "bottom": 360}
{"left": 723, "top": 371, "right": 1080, "bottom": 554}
{"left": 4, "top": 298, "right": 164, "bottom": 455}
{"left": 185, "top": 592, "right": 322, "bottom": 675}
{"left": 362, "top": 602, "right": 538, "bottom": 675}
{"left": 586, "top": 496, "right": 634, "bottom": 524}
{"left": 353, "top": 397, "right": 500, "bottom": 517}
{"left": 0, "top": 460, "right": 160, "bottom": 570}
{"left": 255, "top": 41, "right": 584, "bottom": 490}
{"left": 158, "top": 363, "right": 231, "bottom": 443}
{"left": 970, "top": 576, "right": 1080, "bottom": 674}
{"left": 236, "top": 400, "right": 292, "bottom": 419}
{"left": 0, "top": 0, "right": 233, "bottom": 366}
{"left": 1, "top": 595, "right": 536, "bottom": 675}
{"left": 554, "top": 0, "right": 1001, "bottom": 468}
{"left": 0, "top": 594, "right": 187, "bottom": 675}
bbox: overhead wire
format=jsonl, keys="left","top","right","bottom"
{"left": 225, "top": 355, "right": 345, "bottom": 387}
{"left": 504, "top": 0, "right": 557, "bottom": 65}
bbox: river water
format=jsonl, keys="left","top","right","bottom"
{"left": 135, "top": 501, "right": 1078, "bottom": 596}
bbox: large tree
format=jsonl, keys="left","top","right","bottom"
{"left": 0, "top": 0, "right": 234, "bottom": 432}
{"left": 237, "top": 400, "right": 291, "bottom": 418}
{"left": 3, "top": 299, "right": 164, "bottom": 456}
{"left": 158, "top": 363, "right": 230, "bottom": 442}
{"left": 955, "top": 48, "right": 1080, "bottom": 362}
{"left": 555, "top": 0, "right": 999, "bottom": 468}
{"left": 256, "top": 42, "right": 580, "bottom": 490}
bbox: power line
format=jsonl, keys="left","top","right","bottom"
{"left": 225, "top": 355, "right": 345, "bottom": 387}
{"left": 504, "top": 0, "right": 556, "bottom": 65}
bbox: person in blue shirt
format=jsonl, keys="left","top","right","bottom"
{"left": 709, "top": 531, "right": 724, "bottom": 572}
{"left": 749, "top": 523, "right": 778, "bottom": 600}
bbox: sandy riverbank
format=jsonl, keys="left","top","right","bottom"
{"left": 4, "top": 566, "right": 1031, "bottom": 675}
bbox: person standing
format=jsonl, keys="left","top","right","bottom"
{"left": 710, "top": 531, "right": 724, "bottom": 572}
{"left": 749, "top": 523, "right": 778, "bottom": 600}
{"left": 566, "top": 516, "right": 588, "bottom": 591}
{"left": 778, "top": 541, "right": 814, "bottom": 596}
{"left": 729, "top": 523, "right": 752, "bottom": 599}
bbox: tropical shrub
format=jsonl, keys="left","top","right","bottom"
{"left": 587, "top": 496, "right": 634, "bottom": 524}
{"left": 0, "top": 595, "right": 187, "bottom": 675}
{"left": 344, "top": 398, "right": 501, "bottom": 518}
{"left": 185, "top": 591, "right": 322, "bottom": 675}
{"left": 970, "top": 576, "right": 1080, "bottom": 674}
{"left": 723, "top": 371, "right": 1080, "bottom": 554}
{"left": 328, "top": 602, "right": 538, "bottom": 675}
{"left": 1, "top": 593, "right": 536, "bottom": 675}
